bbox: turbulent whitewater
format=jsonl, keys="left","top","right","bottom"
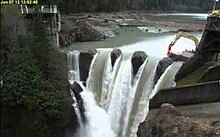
{"left": 67, "top": 49, "right": 183, "bottom": 137}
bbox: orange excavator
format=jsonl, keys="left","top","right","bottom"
{"left": 167, "top": 9, "right": 220, "bottom": 57}
{"left": 167, "top": 31, "right": 200, "bottom": 56}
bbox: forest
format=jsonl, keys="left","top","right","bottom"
{"left": 1, "top": 6, "right": 77, "bottom": 136}
{"left": 56, "top": 0, "right": 215, "bottom": 13}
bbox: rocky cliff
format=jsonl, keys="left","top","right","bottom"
{"left": 137, "top": 103, "right": 220, "bottom": 137}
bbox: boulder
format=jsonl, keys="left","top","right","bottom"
{"left": 79, "top": 49, "right": 97, "bottom": 82}
{"left": 110, "top": 49, "right": 122, "bottom": 67}
{"left": 137, "top": 103, "right": 220, "bottom": 137}
{"left": 59, "top": 19, "right": 105, "bottom": 47}
{"left": 74, "top": 20, "right": 104, "bottom": 42}
{"left": 71, "top": 81, "right": 83, "bottom": 94}
{"left": 70, "top": 82, "right": 86, "bottom": 124}
{"left": 131, "top": 51, "right": 148, "bottom": 76}
{"left": 154, "top": 57, "right": 174, "bottom": 84}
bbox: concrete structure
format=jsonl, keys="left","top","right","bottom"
{"left": 21, "top": 5, "right": 58, "bottom": 14}
{"left": 175, "top": 16, "right": 220, "bottom": 82}
{"left": 20, "top": 5, "right": 61, "bottom": 48}
{"left": 148, "top": 102, "right": 220, "bottom": 124}
{"left": 150, "top": 81, "right": 220, "bottom": 108}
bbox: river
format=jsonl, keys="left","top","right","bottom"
{"left": 68, "top": 13, "right": 206, "bottom": 58}
{"left": 67, "top": 13, "right": 207, "bottom": 137}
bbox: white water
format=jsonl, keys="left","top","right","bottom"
{"left": 80, "top": 52, "right": 115, "bottom": 137}
{"left": 80, "top": 85, "right": 115, "bottom": 137}
{"left": 67, "top": 49, "right": 183, "bottom": 137}
{"left": 121, "top": 59, "right": 147, "bottom": 137}
{"left": 107, "top": 57, "right": 133, "bottom": 136}
{"left": 83, "top": 50, "right": 179, "bottom": 137}
{"left": 100, "top": 53, "right": 113, "bottom": 106}
{"left": 67, "top": 51, "right": 85, "bottom": 137}
{"left": 86, "top": 50, "right": 112, "bottom": 102}
{"left": 68, "top": 35, "right": 190, "bottom": 137}
{"left": 150, "top": 61, "right": 183, "bottom": 99}
{"left": 156, "top": 13, "right": 208, "bottom": 20}
{"left": 67, "top": 51, "right": 80, "bottom": 84}
{"left": 119, "top": 34, "right": 202, "bottom": 58}
{"left": 101, "top": 54, "right": 122, "bottom": 108}
{"left": 125, "top": 57, "right": 158, "bottom": 137}
{"left": 66, "top": 13, "right": 205, "bottom": 136}
{"left": 64, "top": 11, "right": 210, "bottom": 136}
{"left": 67, "top": 51, "right": 115, "bottom": 137}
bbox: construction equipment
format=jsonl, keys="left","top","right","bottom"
{"left": 167, "top": 31, "right": 200, "bottom": 56}
{"left": 209, "top": 10, "right": 220, "bottom": 17}
{"left": 213, "top": 0, "right": 219, "bottom": 10}
{"left": 210, "top": 0, "right": 220, "bottom": 17}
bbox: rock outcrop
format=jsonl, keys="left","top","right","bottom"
{"left": 60, "top": 18, "right": 104, "bottom": 47}
{"left": 70, "top": 82, "right": 86, "bottom": 123}
{"left": 73, "top": 20, "right": 104, "bottom": 42}
{"left": 154, "top": 57, "right": 174, "bottom": 84}
{"left": 79, "top": 50, "right": 97, "bottom": 82}
{"left": 137, "top": 103, "right": 220, "bottom": 137}
{"left": 131, "top": 51, "right": 148, "bottom": 76}
{"left": 111, "top": 49, "right": 122, "bottom": 67}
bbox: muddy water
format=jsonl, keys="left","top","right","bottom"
{"left": 68, "top": 28, "right": 202, "bottom": 58}
{"left": 68, "top": 13, "right": 204, "bottom": 58}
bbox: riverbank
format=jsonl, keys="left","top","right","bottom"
{"left": 59, "top": 10, "right": 206, "bottom": 47}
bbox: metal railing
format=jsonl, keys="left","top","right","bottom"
{"left": 21, "top": 5, "right": 58, "bottom": 14}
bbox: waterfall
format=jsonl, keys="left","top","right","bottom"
{"left": 68, "top": 49, "right": 183, "bottom": 137}
{"left": 119, "top": 58, "right": 148, "bottom": 137}
{"left": 71, "top": 89, "right": 85, "bottom": 137}
{"left": 86, "top": 50, "right": 111, "bottom": 103}
{"left": 107, "top": 57, "right": 133, "bottom": 136}
{"left": 150, "top": 61, "right": 183, "bottom": 99}
{"left": 80, "top": 84, "right": 115, "bottom": 137}
{"left": 67, "top": 51, "right": 85, "bottom": 137}
{"left": 125, "top": 57, "right": 158, "bottom": 137}
{"left": 68, "top": 50, "right": 115, "bottom": 137}
{"left": 101, "top": 54, "right": 122, "bottom": 108}
{"left": 67, "top": 51, "right": 80, "bottom": 84}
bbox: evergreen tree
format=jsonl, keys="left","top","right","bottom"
{"left": 1, "top": 40, "right": 43, "bottom": 108}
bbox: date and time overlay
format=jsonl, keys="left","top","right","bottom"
{"left": 1, "top": 0, "right": 38, "bottom": 4}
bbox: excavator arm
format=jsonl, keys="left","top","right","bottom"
{"left": 167, "top": 31, "right": 200, "bottom": 56}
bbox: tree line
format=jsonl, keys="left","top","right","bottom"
{"left": 38, "top": 0, "right": 218, "bottom": 13}
{"left": 57, "top": 0, "right": 214, "bottom": 13}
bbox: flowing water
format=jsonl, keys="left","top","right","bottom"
{"left": 80, "top": 84, "right": 114, "bottom": 137}
{"left": 67, "top": 51, "right": 80, "bottom": 84}
{"left": 67, "top": 49, "right": 183, "bottom": 137}
{"left": 66, "top": 13, "right": 205, "bottom": 137}
{"left": 68, "top": 32, "right": 202, "bottom": 58}
{"left": 67, "top": 36, "right": 196, "bottom": 137}
{"left": 67, "top": 39, "right": 196, "bottom": 137}
{"left": 155, "top": 13, "right": 208, "bottom": 23}
{"left": 67, "top": 51, "right": 85, "bottom": 137}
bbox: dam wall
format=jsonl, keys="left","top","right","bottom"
{"left": 150, "top": 80, "right": 220, "bottom": 108}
